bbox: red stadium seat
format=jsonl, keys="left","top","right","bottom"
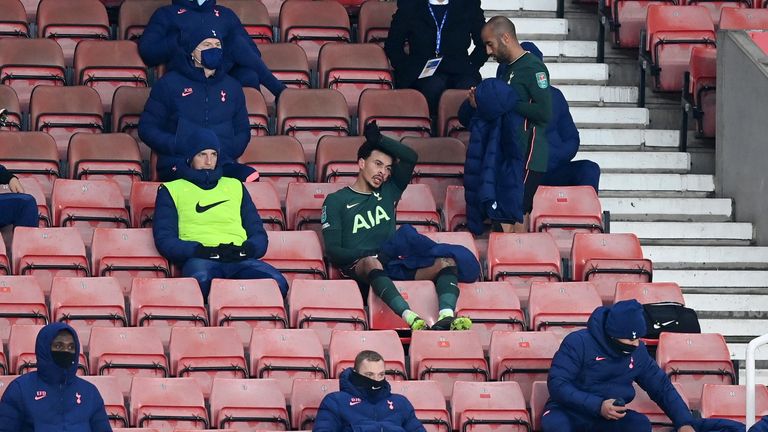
{"left": 263, "top": 230, "right": 327, "bottom": 283}
{"left": 687, "top": 46, "right": 717, "bottom": 138}
{"left": 451, "top": 381, "right": 531, "bottom": 432}
{"left": 276, "top": 88, "right": 351, "bottom": 162}
{"left": 656, "top": 332, "right": 736, "bottom": 410}
{"left": 423, "top": 231, "right": 480, "bottom": 261}
{"left": 130, "top": 278, "right": 208, "bottom": 345}
{"left": 284, "top": 182, "right": 345, "bottom": 232}
{"left": 368, "top": 280, "right": 440, "bottom": 333}
{"left": 0, "top": 0, "right": 30, "bottom": 38}
{"left": 279, "top": 0, "right": 351, "bottom": 69}
{"left": 129, "top": 181, "right": 160, "bottom": 228}
{"left": 51, "top": 179, "right": 130, "bottom": 246}
{"left": 612, "top": 1, "right": 676, "bottom": 48}
{"left": 442, "top": 185, "right": 467, "bottom": 232}
{"left": 530, "top": 381, "right": 548, "bottom": 432}
{"left": 0, "top": 38, "right": 66, "bottom": 112}
{"left": 67, "top": 133, "right": 143, "bottom": 199}
{"left": 0, "top": 85, "right": 22, "bottom": 132}
{"left": 249, "top": 328, "right": 328, "bottom": 397}
{"left": 243, "top": 87, "right": 270, "bottom": 136}
{"left": 437, "top": 90, "right": 470, "bottom": 145}
{"left": 289, "top": 279, "right": 367, "bottom": 348}
{"left": 118, "top": 0, "right": 165, "bottom": 40}
{"left": 409, "top": 330, "right": 488, "bottom": 399}
{"left": 455, "top": 282, "right": 525, "bottom": 351}
{"left": 720, "top": 7, "right": 768, "bottom": 30}
{"left": 0, "top": 375, "right": 19, "bottom": 401}
{"left": 238, "top": 136, "right": 309, "bottom": 203}
{"left": 244, "top": 181, "right": 286, "bottom": 231}
{"left": 82, "top": 375, "right": 129, "bottom": 428}
{"left": 358, "top": 89, "right": 432, "bottom": 140}
{"left": 0, "top": 276, "right": 48, "bottom": 349}
{"left": 328, "top": 330, "right": 407, "bottom": 379}
{"left": 262, "top": 0, "right": 284, "bottom": 25}
{"left": 208, "top": 278, "right": 288, "bottom": 345}
{"left": 219, "top": 0, "right": 273, "bottom": 43}
{"left": 0, "top": 131, "right": 60, "bottom": 201}
{"left": 30, "top": 86, "right": 104, "bottom": 160}
{"left": 290, "top": 379, "right": 340, "bottom": 430}
{"left": 111, "top": 87, "right": 151, "bottom": 160}
{"left": 489, "top": 330, "right": 560, "bottom": 404}
{"left": 530, "top": 186, "right": 604, "bottom": 258}
{"left": 210, "top": 378, "right": 290, "bottom": 430}
{"left": 700, "top": 384, "right": 768, "bottom": 423}
{"left": 36, "top": 0, "right": 110, "bottom": 65}
{"left": 317, "top": 43, "right": 393, "bottom": 114}
{"left": 571, "top": 233, "right": 653, "bottom": 304}
{"left": 614, "top": 281, "right": 685, "bottom": 304}
{"left": 401, "top": 137, "right": 465, "bottom": 209}
{"left": 627, "top": 382, "right": 689, "bottom": 431}
{"left": 130, "top": 377, "right": 209, "bottom": 431}
{"left": 389, "top": 380, "right": 451, "bottom": 432}
{"left": 12, "top": 227, "right": 89, "bottom": 295}
{"left": 357, "top": 0, "right": 397, "bottom": 45}
{"left": 528, "top": 281, "right": 602, "bottom": 335}
{"left": 314, "top": 136, "right": 363, "bottom": 184}
{"left": 258, "top": 43, "right": 311, "bottom": 110}
{"left": 91, "top": 228, "right": 170, "bottom": 296}
{"left": 0, "top": 237, "right": 7, "bottom": 277}
{"left": 685, "top": 0, "right": 749, "bottom": 26}
{"left": 396, "top": 184, "right": 441, "bottom": 233}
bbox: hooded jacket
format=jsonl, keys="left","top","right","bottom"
{"left": 546, "top": 305, "right": 694, "bottom": 429}
{"left": 0, "top": 323, "right": 112, "bottom": 432}
{"left": 313, "top": 368, "right": 425, "bottom": 432}
{"left": 138, "top": 0, "right": 285, "bottom": 96}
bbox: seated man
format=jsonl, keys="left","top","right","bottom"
{"left": 153, "top": 128, "right": 288, "bottom": 299}
{"left": 520, "top": 42, "right": 600, "bottom": 192}
{"left": 543, "top": 300, "right": 695, "bottom": 432}
{"left": 139, "top": 28, "right": 257, "bottom": 182}
{"left": 0, "top": 164, "right": 37, "bottom": 228}
{"left": 322, "top": 123, "right": 480, "bottom": 331}
{"left": 314, "top": 350, "right": 425, "bottom": 432}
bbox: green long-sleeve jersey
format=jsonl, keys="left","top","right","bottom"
{"left": 321, "top": 137, "right": 418, "bottom": 266}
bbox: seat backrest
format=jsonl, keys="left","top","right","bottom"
{"left": 646, "top": 5, "right": 715, "bottom": 51}
{"left": 73, "top": 40, "right": 149, "bottom": 111}
{"left": 238, "top": 135, "right": 307, "bottom": 176}
{"left": 488, "top": 330, "right": 561, "bottom": 380}
{"left": 262, "top": 230, "right": 327, "bottom": 282}
{"left": 528, "top": 281, "right": 602, "bottom": 333}
{"left": 486, "top": 232, "right": 562, "bottom": 292}
{"left": 8, "top": 324, "right": 44, "bottom": 374}
{"left": 570, "top": 232, "right": 645, "bottom": 280}
{"left": 317, "top": 42, "right": 393, "bottom": 113}
{"left": 209, "top": 378, "right": 289, "bottom": 430}
{"left": 401, "top": 136, "right": 465, "bottom": 208}
{"left": 0, "top": 131, "right": 60, "bottom": 196}
{"left": 328, "top": 330, "right": 406, "bottom": 379}
{"left": 242, "top": 87, "right": 269, "bottom": 136}
{"left": 627, "top": 382, "right": 689, "bottom": 429}
{"left": 111, "top": 87, "right": 150, "bottom": 143}
{"left": 129, "top": 277, "right": 207, "bottom": 327}
{"left": 689, "top": 46, "right": 718, "bottom": 96}
{"left": 67, "top": 133, "right": 143, "bottom": 198}
{"left": 290, "top": 379, "right": 340, "bottom": 430}
{"left": 81, "top": 375, "right": 128, "bottom": 428}
{"left": 451, "top": 381, "right": 530, "bottom": 432}
{"left": 51, "top": 178, "right": 129, "bottom": 245}
{"left": 0, "top": 38, "right": 66, "bottom": 110}
{"left": 276, "top": 88, "right": 350, "bottom": 161}
{"left": 218, "top": 0, "right": 273, "bottom": 43}
{"left": 530, "top": 381, "right": 549, "bottom": 431}
{"left": 118, "top": 0, "right": 165, "bottom": 40}
{"left": 208, "top": 278, "right": 287, "bottom": 345}
{"left": 368, "top": 280, "right": 440, "bottom": 331}
{"left": 0, "top": 0, "right": 29, "bottom": 38}
{"left": 389, "top": 380, "right": 450, "bottom": 432}
{"left": 357, "top": 0, "right": 397, "bottom": 45}
{"left": 87, "top": 326, "right": 167, "bottom": 377}
{"left": 437, "top": 89, "right": 470, "bottom": 141}
{"left": 358, "top": 89, "right": 431, "bottom": 140}
{"left": 720, "top": 7, "right": 768, "bottom": 30}
{"left": 454, "top": 282, "right": 525, "bottom": 351}
{"left": 91, "top": 228, "right": 169, "bottom": 295}
{"left": 396, "top": 184, "right": 441, "bottom": 232}
{"left": 0, "top": 85, "right": 22, "bottom": 132}
{"left": 243, "top": 181, "right": 285, "bottom": 231}
{"left": 36, "top": 0, "right": 110, "bottom": 64}
{"left": 614, "top": 282, "right": 685, "bottom": 304}
{"left": 442, "top": 184, "right": 467, "bottom": 232}
{"left": 314, "top": 135, "right": 364, "bottom": 183}
{"left": 279, "top": 0, "right": 351, "bottom": 67}
{"left": 30, "top": 86, "right": 104, "bottom": 159}
{"left": 49, "top": 276, "right": 127, "bottom": 338}
{"left": 530, "top": 186, "right": 603, "bottom": 239}
{"left": 129, "top": 181, "right": 161, "bottom": 228}
{"left": 700, "top": 384, "right": 768, "bottom": 423}
{"left": 258, "top": 43, "right": 311, "bottom": 87}
{"left": 11, "top": 226, "right": 88, "bottom": 294}
{"left": 423, "top": 231, "right": 479, "bottom": 261}
{"left": 284, "top": 182, "right": 346, "bottom": 231}
{"left": 169, "top": 327, "right": 248, "bottom": 395}
{"left": 129, "top": 377, "right": 208, "bottom": 430}
{"left": 0, "top": 275, "right": 47, "bottom": 346}
{"left": 409, "top": 330, "right": 488, "bottom": 398}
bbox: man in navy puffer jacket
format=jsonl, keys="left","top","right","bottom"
{"left": 543, "top": 300, "right": 695, "bottom": 432}
{"left": 314, "top": 350, "right": 425, "bottom": 432}
{"left": 139, "top": 0, "right": 285, "bottom": 98}
{"left": 0, "top": 323, "right": 112, "bottom": 432}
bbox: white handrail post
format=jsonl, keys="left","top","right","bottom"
{"left": 746, "top": 333, "right": 768, "bottom": 429}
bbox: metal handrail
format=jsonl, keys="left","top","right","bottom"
{"left": 746, "top": 333, "right": 768, "bottom": 428}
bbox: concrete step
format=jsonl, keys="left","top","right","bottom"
{"left": 580, "top": 129, "right": 679, "bottom": 149}
{"left": 601, "top": 197, "right": 732, "bottom": 222}
{"left": 486, "top": 18, "right": 568, "bottom": 40}
{"left": 655, "top": 270, "right": 768, "bottom": 289}
{"left": 482, "top": 60, "right": 607, "bottom": 82}
{"left": 728, "top": 343, "right": 768, "bottom": 361}
{"left": 482, "top": 0, "right": 557, "bottom": 12}
{"left": 685, "top": 294, "right": 768, "bottom": 314}
{"left": 700, "top": 319, "right": 768, "bottom": 337}
{"left": 600, "top": 173, "right": 714, "bottom": 196}
{"left": 643, "top": 246, "right": 768, "bottom": 270}
{"left": 576, "top": 151, "right": 690, "bottom": 173}
{"left": 571, "top": 107, "right": 649, "bottom": 129}
{"left": 611, "top": 222, "right": 754, "bottom": 244}
{"left": 738, "top": 369, "right": 768, "bottom": 386}
{"left": 558, "top": 85, "right": 638, "bottom": 105}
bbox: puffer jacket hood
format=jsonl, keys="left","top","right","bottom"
{"left": 35, "top": 322, "right": 80, "bottom": 385}
{"left": 172, "top": 0, "right": 216, "bottom": 12}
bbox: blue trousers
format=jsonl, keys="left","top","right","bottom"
{"left": 542, "top": 160, "right": 601, "bottom": 192}
{"left": 541, "top": 407, "right": 652, "bottom": 432}
{"left": 0, "top": 193, "right": 38, "bottom": 228}
{"left": 182, "top": 258, "right": 289, "bottom": 299}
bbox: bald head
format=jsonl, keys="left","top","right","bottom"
{"left": 482, "top": 16, "right": 523, "bottom": 64}
{"left": 486, "top": 16, "right": 517, "bottom": 41}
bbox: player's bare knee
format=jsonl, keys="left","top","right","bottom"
{"left": 357, "top": 256, "right": 383, "bottom": 273}
{"left": 438, "top": 257, "right": 456, "bottom": 269}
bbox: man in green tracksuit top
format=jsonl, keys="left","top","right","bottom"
{"left": 322, "top": 123, "right": 473, "bottom": 331}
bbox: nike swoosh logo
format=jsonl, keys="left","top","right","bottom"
{"left": 653, "top": 320, "right": 676, "bottom": 330}
{"left": 595, "top": 356, "right": 606, "bottom": 361}
{"left": 349, "top": 401, "right": 361, "bottom": 406}
{"left": 196, "top": 200, "right": 228, "bottom": 213}
{"left": 34, "top": 395, "right": 45, "bottom": 401}
{"left": 346, "top": 203, "right": 360, "bottom": 209}
{"left": 182, "top": 90, "right": 192, "bottom": 97}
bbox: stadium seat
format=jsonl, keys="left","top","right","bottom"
{"left": 0, "top": 131, "right": 60, "bottom": 198}
{"left": 396, "top": 184, "right": 442, "bottom": 233}
{"left": 12, "top": 226, "right": 89, "bottom": 295}
{"left": 0, "top": 375, "right": 19, "bottom": 400}
{"left": 243, "top": 87, "right": 270, "bottom": 136}
{"left": 528, "top": 281, "right": 602, "bottom": 334}
{"left": 612, "top": 1, "right": 675, "bottom": 48}
{"left": 249, "top": 328, "right": 328, "bottom": 397}
{"left": 700, "top": 384, "right": 768, "bottom": 423}
{"left": 0, "top": 237, "right": 7, "bottom": 276}
{"left": 627, "top": 382, "right": 689, "bottom": 430}
{"left": 91, "top": 228, "right": 170, "bottom": 296}
{"left": 358, "top": 89, "right": 432, "bottom": 140}
{"left": 111, "top": 87, "right": 151, "bottom": 160}
{"left": 571, "top": 233, "right": 653, "bottom": 305}
{"left": 0, "top": 276, "right": 48, "bottom": 349}
{"left": 284, "top": 182, "right": 345, "bottom": 232}
{"left": 219, "top": 0, "right": 273, "bottom": 43}
{"left": 486, "top": 233, "right": 563, "bottom": 305}
{"left": 51, "top": 179, "right": 130, "bottom": 246}
{"left": 423, "top": 231, "right": 480, "bottom": 262}
{"left": 488, "top": 330, "right": 560, "bottom": 404}
{"left": 73, "top": 40, "right": 149, "bottom": 112}
{"left": 656, "top": 332, "right": 736, "bottom": 410}
{"left": 67, "top": 133, "right": 143, "bottom": 199}
{"left": 530, "top": 186, "right": 604, "bottom": 258}
{"left": 685, "top": 0, "right": 750, "bottom": 26}
{"left": 130, "top": 377, "right": 209, "bottom": 431}
{"left": 118, "top": 0, "right": 165, "bottom": 40}
{"left": 210, "top": 378, "right": 289, "bottom": 430}
{"left": 208, "top": 278, "right": 288, "bottom": 345}
{"left": 314, "top": 136, "right": 364, "bottom": 183}
{"left": 36, "top": 0, "right": 110, "bottom": 65}
{"left": 0, "top": 85, "right": 22, "bottom": 131}
{"left": 290, "top": 379, "right": 340, "bottom": 430}
{"left": 279, "top": 0, "right": 351, "bottom": 68}
{"left": 389, "top": 380, "right": 451, "bottom": 432}
{"left": 244, "top": 182, "right": 286, "bottom": 231}
{"left": 455, "top": 282, "right": 526, "bottom": 351}
{"left": 614, "top": 281, "right": 685, "bottom": 304}
{"left": 530, "top": 381, "right": 549, "bottom": 432}
{"left": 644, "top": 5, "right": 716, "bottom": 92}
{"left": 442, "top": 185, "right": 467, "bottom": 232}
{"left": 49, "top": 276, "right": 127, "bottom": 346}
{"left": 29, "top": 86, "right": 104, "bottom": 160}
{"left": 0, "top": 38, "right": 66, "bottom": 112}
{"left": 437, "top": 89, "right": 470, "bottom": 145}
{"left": 129, "top": 181, "right": 160, "bottom": 228}
{"left": 263, "top": 230, "right": 327, "bottom": 283}
{"left": 687, "top": 46, "right": 717, "bottom": 138}
{"left": 720, "top": 7, "right": 768, "bottom": 30}
{"left": 88, "top": 326, "right": 168, "bottom": 395}
{"left": 317, "top": 43, "right": 393, "bottom": 114}
{"left": 451, "top": 381, "right": 531, "bottom": 432}
{"left": 9, "top": 323, "right": 87, "bottom": 375}
{"left": 110, "top": 429, "right": 160, "bottom": 432}
{"left": 401, "top": 137, "right": 465, "bottom": 209}
{"left": 82, "top": 375, "right": 129, "bottom": 428}
{"left": 328, "top": 329, "right": 407, "bottom": 379}
{"left": 409, "top": 330, "right": 488, "bottom": 399}
{"left": 357, "top": 0, "right": 397, "bottom": 45}
{"left": 289, "top": 279, "right": 367, "bottom": 348}
{"left": 0, "top": 0, "right": 29, "bottom": 38}
{"left": 258, "top": 43, "right": 311, "bottom": 109}
{"left": 130, "top": 278, "right": 208, "bottom": 345}
{"left": 169, "top": 327, "right": 248, "bottom": 396}
{"left": 368, "top": 280, "right": 440, "bottom": 333}
{"left": 238, "top": 136, "right": 309, "bottom": 203}
{"left": 276, "top": 88, "right": 351, "bottom": 162}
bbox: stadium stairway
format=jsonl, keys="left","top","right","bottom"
{"left": 483, "top": 0, "right": 768, "bottom": 382}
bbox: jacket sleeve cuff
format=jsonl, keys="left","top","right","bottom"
{"left": 586, "top": 396, "right": 604, "bottom": 417}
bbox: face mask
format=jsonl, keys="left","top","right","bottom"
{"left": 349, "top": 370, "right": 386, "bottom": 393}
{"left": 51, "top": 350, "right": 76, "bottom": 369}
{"left": 608, "top": 337, "right": 638, "bottom": 355}
{"left": 199, "top": 47, "right": 223, "bottom": 70}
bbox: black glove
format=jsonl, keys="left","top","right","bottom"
{"left": 217, "top": 243, "right": 248, "bottom": 262}
{"left": 194, "top": 245, "right": 223, "bottom": 260}
{"left": 363, "top": 120, "right": 382, "bottom": 145}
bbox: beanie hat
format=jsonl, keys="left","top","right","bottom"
{"left": 181, "top": 27, "right": 221, "bottom": 55}
{"left": 520, "top": 41, "right": 543, "bottom": 61}
{"left": 605, "top": 299, "right": 647, "bottom": 340}
{"left": 185, "top": 128, "right": 220, "bottom": 163}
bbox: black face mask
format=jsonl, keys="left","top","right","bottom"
{"left": 608, "top": 337, "right": 638, "bottom": 355}
{"left": 51, "top": 350, "right": 76, "bottom": 369}
{"left": 349, "top": 370, "right": 386, "bottom": 393}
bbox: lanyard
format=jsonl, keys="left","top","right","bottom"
{"left": 427, "top": 4, "right": 448, "bottom": 56}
